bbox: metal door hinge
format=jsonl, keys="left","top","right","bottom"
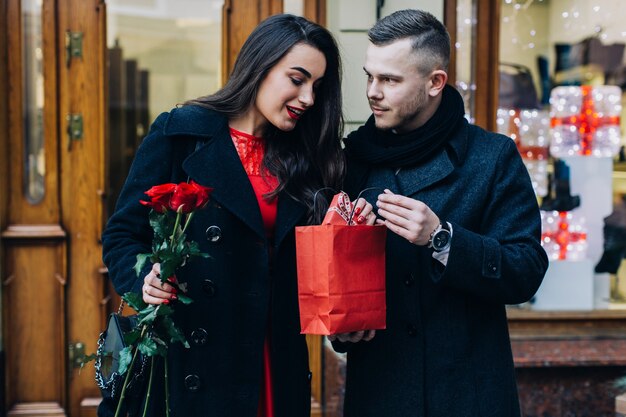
{"left": 68, "top": 342, "right": 86, "bottom": 369}
{"left": 66, "top": 114, "right": 83, "bottom": 150}
{"left": 65, "top": 31, "right": 83, "bottom": 67}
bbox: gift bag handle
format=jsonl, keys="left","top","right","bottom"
{"left": 312, "top": 187, "right": 384, "bottom": 225}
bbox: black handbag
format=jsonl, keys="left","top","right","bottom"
{"left": 95, "top": 310, "right": 149, "bottom": 416}
{"left": 499, "top": 62, "right": 540, "bottom": 109}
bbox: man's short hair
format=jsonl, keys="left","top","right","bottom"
{"left": 368, "top": 9, "right": 450, "bottom": 74}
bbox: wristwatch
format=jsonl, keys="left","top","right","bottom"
{"left": 427, "top": 222, "right": 452, "bottom": 252}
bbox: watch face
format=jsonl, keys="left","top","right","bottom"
{"left": 432, "top": 230, "right": 451, "bottom": 251}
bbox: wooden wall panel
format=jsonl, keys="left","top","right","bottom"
{"left": 3, "top": 239, "right": 66, "bottom": 415}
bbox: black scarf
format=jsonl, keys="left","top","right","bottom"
{"left": 342, "top": 84, "right": 466, "bottom": 197}
{"left": 344, "top": 84, "right": 465, "bottom": 170}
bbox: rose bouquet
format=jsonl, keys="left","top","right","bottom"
{"left": 91, "top": 180, "right": 213, "bottom": 417}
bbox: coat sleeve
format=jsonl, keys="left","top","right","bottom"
{"left": 102, "top": 112, "right": 174, "bottom": 296}
{"left": 431, "top": 137, "right": 549, "bottom": 305}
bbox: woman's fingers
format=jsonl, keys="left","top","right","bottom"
{"left": 353, "top": 198, "right": 377, "bottom": 225}
{"left": 143, "top": 263, "right": 177, "bottom": 304}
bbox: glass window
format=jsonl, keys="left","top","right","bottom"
{"left": 106, "top": 0, "right": 224, "bottom": 216}
{"left": 22, "top": 0, "right": 45, "bottom": 204}
{"left": 497, "top": 0, "right": 626, "bottom": 309}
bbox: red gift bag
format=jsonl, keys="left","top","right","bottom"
{"left": 295, "top": 192, "right": 387, "bottom": 335}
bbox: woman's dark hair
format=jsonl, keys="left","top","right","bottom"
{"left": 368, "top": 9, "right": 450, "bottom": 74}
{"left": 185, "top": 14, "right": 344, "bottom": 224}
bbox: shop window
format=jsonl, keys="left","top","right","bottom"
{"left": 497, "top": 0, "right": 626, "bottom": 310}
{"left": 105, "top": 0, "right": 224, "bottom": 217}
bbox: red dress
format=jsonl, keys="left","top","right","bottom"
{"left": 230, "top": 127, "right": 278, "bottom": 417}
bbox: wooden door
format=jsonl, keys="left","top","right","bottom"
{"left": 2, "top": 0, "right": 107, "bottom": 416}
{"left": 3, "top": 0, "right": 68, "bottom": 416}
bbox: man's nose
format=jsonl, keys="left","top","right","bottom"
{"left": 367, "top": 80, "right": 382, "bottom": 100}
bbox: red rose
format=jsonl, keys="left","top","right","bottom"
{"left": 190, "top": 181, "right": 213, "bottom": 209}
{"left": 169, "top": 181, "right": 213, "bottom": 213}
{"left": 140, "top": 183, "right": 176, "bottom": 213}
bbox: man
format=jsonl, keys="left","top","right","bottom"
{"left": 330, "top": 9, "right": 549, "bottom": 417}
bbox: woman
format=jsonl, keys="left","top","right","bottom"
{"left": 101, "top": 13, "right": 373, "bottom": 417}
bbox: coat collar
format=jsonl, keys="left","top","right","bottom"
{"left": 165, "top": 106, "right": 306, "bottom": 247}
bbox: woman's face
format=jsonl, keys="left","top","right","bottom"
{"left": 254, "top": 43, "right": 327, "bottom": 132}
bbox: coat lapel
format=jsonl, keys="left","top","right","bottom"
{"left": 274, "top": 191, "right": 307, "bottom": 248}
{"left": 395, "top": 119, "right": 470, "bottom": 197}
{"left": 395, "top": 149, "right": 455, "bottom": 197}
{"left": 182, "top": 124, "right": 267, "bottom": 241}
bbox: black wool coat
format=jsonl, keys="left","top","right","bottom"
{"left": 337, "top": 119, "right": 549, "bottom": 417}
{"left": 101, "top": 106, "right": 311, "bottom": 417}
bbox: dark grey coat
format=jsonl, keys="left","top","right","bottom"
{"left": 101, "top": 106, "right": 311, "bottom": 417}
{"left": 337, "top": 119, "right": 549, "bottom": 417}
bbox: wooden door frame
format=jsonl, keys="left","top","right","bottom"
{"left": 444, "top": 0, "right": 500, "bottom": 132}
{"left": 0, "top": 0, "right": 8, "bottom": 410}
{"left": 56, "top": 0, "right": 109, "bottom": 416}
{"left": 474, "top": 0, "right": 500, "bottom": 131}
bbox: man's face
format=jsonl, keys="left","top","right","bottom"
{"left": 364, "top": 38, "right": 433, "bottom": 133}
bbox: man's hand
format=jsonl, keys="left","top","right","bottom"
{"left": 327, "top": 330, "right": 376, "bottom": 343}
{"left": 376, "top": 189, "right": 440, "bottom": 245}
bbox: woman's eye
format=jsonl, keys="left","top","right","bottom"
{"left": 291, "top": 78, "right": 303, "bottom": 86}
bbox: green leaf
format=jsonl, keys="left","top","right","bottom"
{"left": 161, "top": 316, "right": 190, "bottom": 348}
{"left": 137, "top": 337, "right": 158, "bottom": 356}
{"left": 138, "top": 306, "right": 158, "bottom": 325}
{"left": 176, "top": 293, "right": 193, "bottom": 305}
{"left": 134, "top": 253, "right": 151, "bottom": 277}
{"left": 118, "top": 346, "right": 133, "bottom": 375}
{"left": 138, "top": 304, "right": 157, "bottom": 317}
{"left": 187, "top": 241, "right": 209, "bottom": 258}
{"left": 150, "top": 210, "right": 176, "bottom": 241}
{"left": 79, "top": 352, "right": 99, "bottom": 371}
{"left": 156, "top": 304, "right": 174, "bottom": 316}
{"left": 123, "top": 329, "right": 142, "bottom": 346}
{"left": 123, "top": 292, "right": 148, "bottom": 311}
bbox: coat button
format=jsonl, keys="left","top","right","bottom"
{"left": 184, "top": 374, "right": 201, "bottom": 392}
{"left": 307, "top": 371, "right": 313, "bottom": 381}
{"left": 407, "top": 324, "right": 418, "bottom": 337}
{"left": 404, "top": 273, "right": 415, "bottom": 286}
{"left": 191, "top": 328, "right": 208, "bottom": 346}
{"left": 202, "top": 279, "right": 217, "bottom": 297}
{"left": 205, "top": 225, "right": 222, "bottom": 243}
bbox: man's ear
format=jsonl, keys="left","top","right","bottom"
{"left": 428, "top": 70, "right": 448, "bottom": 97}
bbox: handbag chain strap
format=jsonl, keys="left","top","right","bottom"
{"left": 117, "top": 300, "right": 125, "bottom": 315}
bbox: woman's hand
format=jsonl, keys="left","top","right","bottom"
{"left": 352, "top": 198, "right": 377, "bottom": 225}
{"left": 143, "top": 263, "right": 178, "bottom": 305}
{"left": 327, "top": 330, "right": 376, "bottom": 343}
